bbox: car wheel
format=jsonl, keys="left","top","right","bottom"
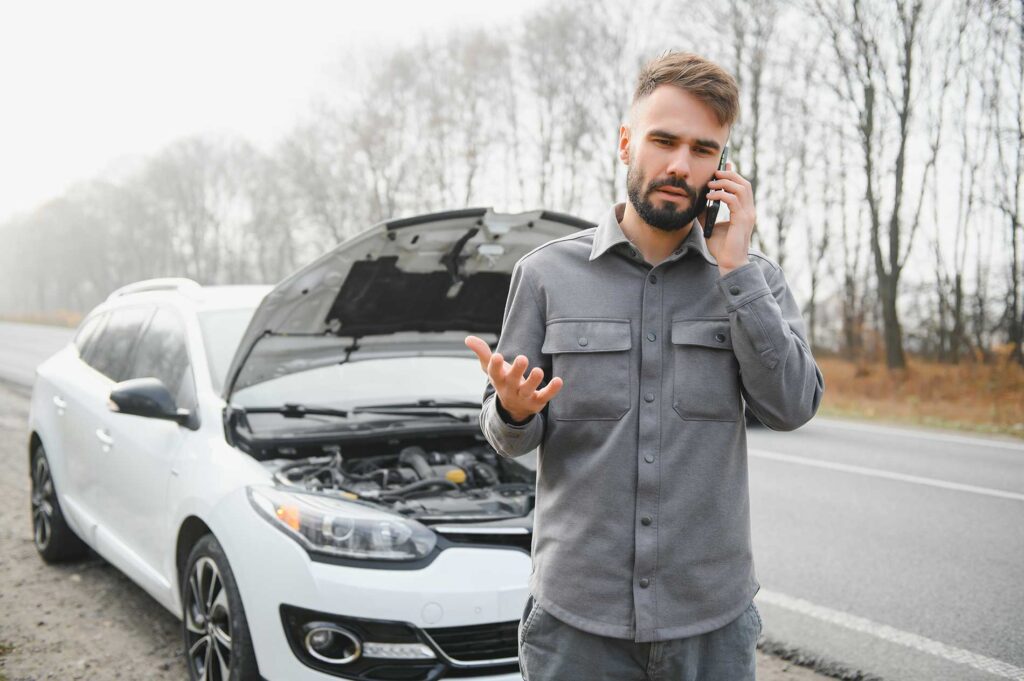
{"left": 182, "top": 534, "right": 260, "bottom": 681}
{"left": 30, "top": 443, "right": 89, "bottom": 563}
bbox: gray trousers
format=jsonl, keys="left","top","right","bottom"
{"left": 517, "top": 595, "right": 762, "bottom": 681}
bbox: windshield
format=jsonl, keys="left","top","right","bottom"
{"left": 198, "top": 308, "right": 258, "bottom": 392}
{"left": 232, "top": 356, "right": 486, "bottom": 409}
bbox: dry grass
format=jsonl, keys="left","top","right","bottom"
{"left": 0, "top": 310, "right": 81, "bottom": 327}
{"left": 816, "top": 354, "right": 1024, "bottom": 439}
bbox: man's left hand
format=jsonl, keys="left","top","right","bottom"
{"left": 704, "top": 161, "right": 757, "bottom": 276}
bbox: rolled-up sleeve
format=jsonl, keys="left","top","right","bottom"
{"left": 717, "top": 261, "right": 825, "bottom": 430}
{"left": 479, "top": 258, "right": 549, "bottom": 458}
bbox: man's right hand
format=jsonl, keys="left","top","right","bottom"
{"left": 464, "top": 335, "right": 563, "bottom": 423}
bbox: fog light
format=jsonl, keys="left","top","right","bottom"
{"left": 303, "top": 623, "right": 361, "bottom": 664}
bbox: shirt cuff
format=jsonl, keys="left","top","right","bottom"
{"left": 717, "top": 262, "right": 772, "bottom": 312}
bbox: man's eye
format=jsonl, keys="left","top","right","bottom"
{"left": 654, "top": 139, "right": 671, "bottom": 146}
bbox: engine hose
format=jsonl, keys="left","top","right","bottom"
{"left": 399, "top": 446, "right": 434, "bottom": 480}
{"left": 378, "top": 478, "right": 457, "bottom": 500}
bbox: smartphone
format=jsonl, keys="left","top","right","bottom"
{"left": 703, "top": 144, "right": 730, "bottom": 239}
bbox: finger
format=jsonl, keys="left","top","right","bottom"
{"left": 715, "top": 167, "right": 751, "bottom": 189}
{"left": 509, "top": 354, "right": 529, "bottom": 382}
{"left": 708, "top": 177, "right": 745, "bottom": 196}
{"left": 534, "top": 376, "right": 564, "bottom": 403}
{"left": 706, "top": 188, "right": 740, "bottom": 209}
{"left": 518, "top": 366, "right": 545, "bottom": 396}
{"left": 464, "top": 335, "right": 492, "bottom": 372}
{"left": 500, "top": 354, "right": 528, "bottom": 389}
{"left": 487, "top": 352, "right": 509, "bottom": 387}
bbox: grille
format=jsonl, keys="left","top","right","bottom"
{"left": 439, "top": 531, "right": 532, "bottom": 553}
{"left": 424, "top": 619, "right": 519, "bottom": 663}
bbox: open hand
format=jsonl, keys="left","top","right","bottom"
{"left": 464, "top": 335, "right": 563, "bottom": 422}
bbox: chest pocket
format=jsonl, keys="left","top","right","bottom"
{"left": 542, "top": 318, "right": 631, "bottom": 421}
{"left": 670, "top": 318, "right": 741, "bottom": 421}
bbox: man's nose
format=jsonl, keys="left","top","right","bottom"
{"left": 665, "top": 148, "right": 692, "bottom": 179}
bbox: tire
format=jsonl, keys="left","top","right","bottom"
{"left": 30, "top": 443, "right": 89, "bottom": 563}
{"left": 182, "top": 534, "right": 260, "bottom": 681}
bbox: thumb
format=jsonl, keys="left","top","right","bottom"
{"left": 464, "top": 335, "right": 493, "bottom": 373}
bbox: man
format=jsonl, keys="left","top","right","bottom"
{"left": 464, "top": 51, "right": 824, "bottom": 680}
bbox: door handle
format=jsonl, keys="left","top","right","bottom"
{"left": 95, "top": 428, "right": 114, "bottom": 450}
{"left": 53, "top": 396, "right": 67, "bottom": 410}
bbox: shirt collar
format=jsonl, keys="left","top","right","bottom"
{"left": 589, "top": 202, "right": 718, "bottom": 266}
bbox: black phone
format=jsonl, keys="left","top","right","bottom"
{"left": 703, "top": 144, "right": 730, "bottom": 239}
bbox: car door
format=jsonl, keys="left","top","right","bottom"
{"left": 62, "top": 305, "right": 153, "bottom": 539}
{"left": 40, "top": 311, "right": 107, "bottom": 523}
{"left": 101, "top": 306, "right": 197, "bottom": 574}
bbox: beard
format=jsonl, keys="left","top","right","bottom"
{"left": 626, "top": 161, "right": 711, "bottom": 233}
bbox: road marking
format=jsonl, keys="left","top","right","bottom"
{"left": 810, "top": 418, "right": 1024, "bottom": 452}
{"left": 749, "top": 448, "right": 1024, "bottom": 502}
{"left": 757, "top": 589, "right": 1024, "bottom": 680}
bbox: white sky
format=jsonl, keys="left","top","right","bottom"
{"left": 0, "top": 0, "right": 548, "bottom": 222}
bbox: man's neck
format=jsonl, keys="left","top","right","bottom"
{"left": 619, "top": 200, "right": 701, "bottom": 266}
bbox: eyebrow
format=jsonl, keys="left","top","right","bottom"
{"left": 647, "top": 130, "right": 721, "bottom": 151}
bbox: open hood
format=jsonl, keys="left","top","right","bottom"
{"left": 222, "top": 207, "right": 592, "bottom": 400}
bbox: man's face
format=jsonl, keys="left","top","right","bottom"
{"left": 621, "top": 86, "right": 729, "bottom": 233}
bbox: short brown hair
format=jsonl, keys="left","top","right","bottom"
{"left": 631, "top": 50, "right": 740, "bottom": 128}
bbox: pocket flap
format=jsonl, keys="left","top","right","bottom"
{"left": 542, "top": 319, "right": 632, "bottom": 353}
{"left": 671, "top": 318, "right": 733, "bottom": 349}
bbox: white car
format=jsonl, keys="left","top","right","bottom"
{"left": 27, "top": 208, "right": 592, "bottom": 681}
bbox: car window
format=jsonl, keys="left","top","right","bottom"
{"left": 73, "top": 313, "right": 105, "bottom": 355}
{"left": 79, "top": 313, "right": 110, "bottom": 365}
{"left": 87, "top": 306, "right": 153, "bottom": 381}
{"left": 198, "top": 308, "right": 257, "bottom": 393}
{"left": 129, "top": 307, "right": 196, "bottom": 410}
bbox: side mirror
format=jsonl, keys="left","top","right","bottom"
{"left": 109, "top": 377, "right": 192, "bottom": 427}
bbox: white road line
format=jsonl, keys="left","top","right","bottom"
{"left": 749, "top": 448, "right": 1024, "bottom": 502}
{"left": 757, "top": 589, "right": 1024, "bottom": 680}
{"left": 810, "top": 417, "right": 1024, "bottom": 452}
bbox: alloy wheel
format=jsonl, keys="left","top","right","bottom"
{"left": 30, "top": 455, "right": 54, "bottom": 550}
{"left": 184, "top": 556, "right": 233, "bottom": 681}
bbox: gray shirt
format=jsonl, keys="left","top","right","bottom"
{"left": 479, "top": 201, "right": 824, "bottom": 642}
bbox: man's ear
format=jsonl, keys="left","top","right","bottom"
{"left": 618, "top": 125, "right": 630, "bottom": 165}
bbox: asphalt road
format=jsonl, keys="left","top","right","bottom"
{"left": 2, "top": 321, "right": 1022, "bottom": 681}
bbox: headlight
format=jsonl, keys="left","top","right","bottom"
{"left": 247, "top": 487, "right": 436, "bottom": 560}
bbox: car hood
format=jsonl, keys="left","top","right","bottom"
{"left": 222, "top": 207, "right": 592, "bottom": 399}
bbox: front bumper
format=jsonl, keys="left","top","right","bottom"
{"left": 215, "top": 489, "right": 531, "bottom": 680}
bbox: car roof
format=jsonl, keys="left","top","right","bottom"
{"left": 94, "top": 281, "right": 272, "bottom": 316}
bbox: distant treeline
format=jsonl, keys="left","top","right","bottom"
{"left": 1, "top": 0, "right": 1021, "bottom": 367}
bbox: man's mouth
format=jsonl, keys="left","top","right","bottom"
{"left": 654, "top": 187, "right": 688, "bottom": 198}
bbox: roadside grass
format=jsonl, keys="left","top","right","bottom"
{"left": 0, "top": 640, "right": 12, "bottom": 681}
{"left": 0, "top": 311, "right": 81, "bottom": 327}
{"left": 817, "top": 355, "right": 1024, "bottom": 439}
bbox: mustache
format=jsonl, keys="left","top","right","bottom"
{"left": 649, "top": 179, "right": 695, "bottom": 197}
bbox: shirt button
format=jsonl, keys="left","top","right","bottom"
{"left": 639, "top": 578, "right": 650, "bottom": 588}
{"left": 714, "top": 332, "right": 726, "bottom": 343}
{"left": 729, "top": 285, "right": 741, "bottom": 295}
{"left": 644, "top": 454, "right": 655, "bottom": 463}
{"left": 647, "top": 331, "right": 656, "bottom": 342}
{"left": 644, "top": 392, "right": 655, "bottom": 402}
{"left": 641, "top": 516, "right": 652, "bottom": 526}
{"left": 578, "top": 337, "right": 588, "bottom": 346}
{"left": 649, "top": 274, "right": 657, "bottom": 284}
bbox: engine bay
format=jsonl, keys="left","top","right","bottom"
{"left": 262, "top": 435, "right": 536, "bottom": 524}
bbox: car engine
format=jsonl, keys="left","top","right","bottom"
{"left": 271, "top": 443, "right": 535, "bottom": 523}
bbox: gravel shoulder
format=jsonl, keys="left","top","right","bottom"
{"left": 0, "top": 381, "right": 831, "bottom": 681}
